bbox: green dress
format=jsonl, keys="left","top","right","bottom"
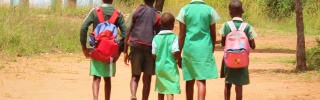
{"left": 153, "top": 32, "right": 180, "bottom": 94}
{"left": 220, "top": 18, "right": 257, "bottom": 85}
{"left": 176, "top": 2, "right": 220, "bottom": 81}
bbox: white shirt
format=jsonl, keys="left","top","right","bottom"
{"left": 152, "top": 30, "right": 180, "bottom": 55}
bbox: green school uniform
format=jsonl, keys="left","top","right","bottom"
{"left": 152, "top": 30, "right": 181, "bottom": 94}
{"left": 80, "top": 4, "right": 127, "bottom": 77}
{"left": 219, "top": 17, "right": 258, "bottom": 85}
{"left": 176, "top": 1, "right": 220, "bottom": 81}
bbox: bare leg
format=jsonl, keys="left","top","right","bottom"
{"left": 166, "top": 94, "right": 174, "bottom": 100}
{"left": 93, "top": 76, "right": 101, "bottom": 100}
{"left": 235, "top": 85, "right": 243, "bottom": 100}
{"left": 130, "top": 75, "right": 140, "bottom": 99}
{"left": 186, "top": 80, "right": 195, "bottom": 100}
{"left": 142, "top": 73, "right": 152, "bottom": 100}
{"left": 196, "top": 80, "right": 206, "bottom": 100}
{"left": 158, "top": 93, "right": 164, "bottom": 100}
{"left": 224, "top": 83, "right": 232, "bottom": 100}
{"left": 103, "top": 77, "right": 111, "bottom": 100}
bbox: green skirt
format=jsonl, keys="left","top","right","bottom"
{"left": 90, "top": 59, "right": 116, "bottom": 77}
{"left": 222, "top": 61, "right": 250, "bottom": 85}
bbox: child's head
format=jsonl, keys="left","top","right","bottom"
{"left": 160, "top": 13, "right": 175, "bottom": 30}
{"left": 229, "top": 0, "right": 244, "bottom": 18}
{"left": 144, "top": 0, "right": 156, "bottom": 5}
{"left": 102, "top": 0, "right": 113, "bottom": 4}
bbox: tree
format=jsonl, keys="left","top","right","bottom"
{"left": 295, "top": 0, "right": 307, "bottom": 70}
{"left": 155, "top": 0, "right": 165, "bottom": 12}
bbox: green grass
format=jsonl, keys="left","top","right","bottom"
{"left": 251, "top": 56, "right": 296, "bottom": 64}
{"left": 0, "top": 0, "right": 319, "bottom": 57}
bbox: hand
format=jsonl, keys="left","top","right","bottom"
{"left": 124, "top": 53, "right": 130, "bottom": 66}
{"left": 82, "top": 48, "right": 90, "bottom": 58}
{"left": 177, "top": 57, "right": 182, "bottom": 69}
{"left": 112, "top": 53, "right": 121, "bottom": 63}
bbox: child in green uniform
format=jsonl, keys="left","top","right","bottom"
{"left": 219, "top": 0, "right": 257, "bottom": 100}
{"left": 176, "top": 0, "right": 220, "bottom": 99}
{"left": 80, "top": 0, "right": 127, "bottom": 100}
{"left": 152, "top": 13, "right": 181, "bottom": 100}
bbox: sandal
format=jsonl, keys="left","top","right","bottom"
{"left": 130, "top": 97, "right": 137, "bottom": 100}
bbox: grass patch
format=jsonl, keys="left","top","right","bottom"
{"left": 0, "top": 65, "right": 5, "bottom": 70}
{"left": 251, "top": 56, "right": 295, "bottom": 64}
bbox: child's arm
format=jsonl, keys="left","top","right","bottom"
{"left": 173, "top": 52, "right": 182, "bottom": 68}
{"left": 152, "top": 39, "right": 157, "bottom": 60}
{"left": 221, "top": 37, "right": 226, "bottom": 47}
{"left": 249, "top": 39, "right": 256, "bottom": 49}
{"left": 123, "top": 11, "right": 135, "bottom": 65}
{"left": 80, "top": 9, "right": 94, "bottom": 58}
{"left": 209, "top": 24, "right": 217, "bottom": 53}
{"left": 248, "top": 25, "right": 257, "bottom": 49}
{"left": 178, "top": 22, "right": 186, "bottom": 54}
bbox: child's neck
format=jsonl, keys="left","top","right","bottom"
{"left": 232, "top": 15, "right": 242, "bottom": 18}
{"left": 145, "top": 3, "right": 154, "bottom": 7}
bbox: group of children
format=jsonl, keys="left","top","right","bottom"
{"left": 80, "top": 0, "right": 257, "bottom": 100}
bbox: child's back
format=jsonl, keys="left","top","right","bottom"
{"left": 153, "top": 31, "right": 180, "bottom": 94}
{"left": 152, "top": 12, "right": 181, "bottom": 100}
{"left": 219, "top": 1, "right": 257, "bottom": 100}
{"left": 123, "top": 0, "right": 161, "bottom": 100}
{"left": 128, "top": 4, "right": 160, "bottom": 51}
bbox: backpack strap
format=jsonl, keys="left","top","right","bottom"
{"left": 238, "top": 22, "right": 248, "bottom": 32}
{"left": 227, "top": 21, "right": 248, "bottom": 32}
{"left": 227, "top": 21, "right": 237, "bottom": 31}
{"left": 95, "top": 6, "right": 105, "bottom": 23}
{"left": 109, "top": 9, "right": 120, "bottom": 24}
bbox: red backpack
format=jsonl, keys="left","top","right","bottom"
{"left": 89, "top": 7, "right": 120, "bottom": 63}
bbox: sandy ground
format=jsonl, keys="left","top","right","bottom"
{"left": 0, "top": 27, "right": 320, "bottom": 100}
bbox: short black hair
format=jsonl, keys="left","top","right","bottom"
{"left": 160, "top": 13, "right": 175, "bottom": 29}
{"left": 144, "top": 0, "right": 156, "bottom": 4}
{"left": 229, "top": 0, "right": 243, "bottom": 13}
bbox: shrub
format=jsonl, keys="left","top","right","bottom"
{"left": 306, "top": 38, "right": 320, "bottom": 72}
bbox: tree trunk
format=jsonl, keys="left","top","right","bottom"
{"left": 155, "top": 0, "right": 165, "bottom": 12}
{"left": 295, "top": 0, "right": 307, "bottom": 71}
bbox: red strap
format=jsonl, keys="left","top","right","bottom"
{"left": 95, "top": 7, "right": 105, "bottom": 22}
{"left": 132, "top": 5, "right": 143, "bottom": 25}
{"left": 109, "top": 9, "right": 120, "bottom": 24}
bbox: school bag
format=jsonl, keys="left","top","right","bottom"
{"left": 89, "top": 7, "right": 120, "bottom": 63}
{"left": 128, "top": 5, "right": 161, "bottom": 52}
{"left": 223, "top": 21, "right": 250, "bottom": 68}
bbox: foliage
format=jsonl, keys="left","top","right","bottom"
{"left": 0, "top": 0, "right": 319, "bottom": 56}
{"left": 257, "top": 0, "right": 295, "bottom": 19}
{"left": 306, "top": 38, "right": 320, "bottom": 72}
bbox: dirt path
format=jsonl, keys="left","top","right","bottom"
{"left": 0, "top": 50, "right": 319, "bottom": 100}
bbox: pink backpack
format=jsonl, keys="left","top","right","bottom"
{"left": 223, "top": 21, "right": 250, "bottom": 68}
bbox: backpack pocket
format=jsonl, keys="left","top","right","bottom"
{"left": 90, "top": 39, "right": 119, "bottom": 63}
{"left": 224, "top": 49, "right": 249, "bottom": 68}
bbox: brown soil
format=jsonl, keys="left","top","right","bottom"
{"left": 0, "top": 27, "right": 319, "bottom": 100}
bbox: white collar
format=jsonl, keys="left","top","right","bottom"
{"left": 158, "top": 30, "right": 173, "bottom": 34}
{"left": 232, "top": 17, "right": 243, "bottom": 22}
{"left": 191, "top": 0, "right": 204, "bottom": 3}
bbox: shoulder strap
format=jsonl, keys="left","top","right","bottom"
{"left": 238, "top": 22, "right": 248, "bottom": 32}
{"left": 227, "top": 21, "right": 237, "bottom": 31}
{"left": 95, "top": 6, "right": 105, "bottom": 23}
{"left": 109, "top": 9, "right": 120, "bottom": 24}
